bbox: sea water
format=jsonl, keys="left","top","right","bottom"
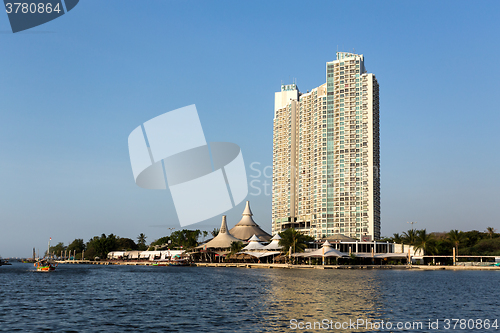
{"left": 0, "top": 262, "right": 499, "bottom": 332}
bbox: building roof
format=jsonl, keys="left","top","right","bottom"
{"left": 262, "top": 234, "right": 283, "bottom": 250}
{"left": 248, "top": 234, "right": 261, "bottom": 242}
{"left": 242, "top": 242, "right": 264, "bottom": 251}
{"left": 241, "top": 234, "right": 264, "bottom": 251}
{"left": 242, "top": 251, "right": 281, "bottom": 258}
{"left": 197, "top": 216, "right": 241, "bottom": 249}
{"left": 294, "top": 241, "right": 348, "bottom": 258}
{"left": 270, "top": 234, "right": 281, "bottom": 241}
{"left": 229, "top": 201, "right": 272, "bottom": 241}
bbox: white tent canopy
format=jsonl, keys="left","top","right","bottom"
{"left": 262, "top": 234, "right": 283, "bottom": 250}
{"left": 241, "top": 251, "right": 281, "bottom": 258}
{"left": 139, "top": 250, "right": 185, "bottom": 260}
{"left": 293, "top": 241, "right": 348, "bottom": 258}
{"left": 196, "top": 216, "right": 241, "bottom": 249}
{"left": 241, "top": 234, "right": 264, "bottom": 251}
{"left": 107, "top": 251, "right": 126, "bottom": 259}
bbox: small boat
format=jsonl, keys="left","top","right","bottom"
{"left": 34, "top": 238, "right": 58, "bottom": 271}
{"left": 0, "top": 258, "right": 12, "bottom": 266}
{"left": 168, "top": 254, "right": 191, "bottom": 266}
{"left": 34, "top": 258, "right": 57, "bottom": 271}
{"left": 168, "top": 259, "right": 190, "bottom": 266}
{"left": 152, "top": 260, "right": 169, "bottom": 266}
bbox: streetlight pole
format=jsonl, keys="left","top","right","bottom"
{"left": 406, "top": 222, "right": 417, "bottom": 265}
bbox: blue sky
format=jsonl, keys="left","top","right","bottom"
{"left": 1, "top": 1, "right": 499, "bottom": 257}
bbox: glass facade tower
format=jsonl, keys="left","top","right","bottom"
{"left": 272, "top": 52, "right": 380, "bottom": 240}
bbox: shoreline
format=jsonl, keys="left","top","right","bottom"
{"left": 53, "top": 260, "right": 500, "bottom": 270}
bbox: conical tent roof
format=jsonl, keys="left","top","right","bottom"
{"left": 229, "top": 201, "right": 272, "bottom": 241}
{"left": 248, "top": 234, "right": 261, "bottom": 242}
{"left": 241, "top": 235, "right": 264, "bottom": 251}
{"left": 262, "top": 234, "right": 283, "bottom": 250}
{"left": 235, "top": 201, "right": 257, "bottom": 226}
{"left": 196, "top": 216, "right": 241, "bottom": 249}
{"left": 271, "top": 234, "right": 281, "bottom": 241}
{"left": 303, "top": 245, "right": 348, "bottom": 258}
{"left": 242, "top": 200, "right": 253, "bottom": 216}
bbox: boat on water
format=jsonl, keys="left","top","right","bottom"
{"left": 152, "top": 254, "right": 192, "bottom": 266}
{"left": 0, "top": 258, "right": 12, "bottom": 266}
{"left": 34, "top": 258, "right": 57, "bottom": 271}
{"left": 34, "top": 238, "right": 58, "bottom": 271}
{"left": 152, "top": 261, "right": 168, "bottom": 266}
{"left": 168, "top": 258, "right": 191, "bottom": 266}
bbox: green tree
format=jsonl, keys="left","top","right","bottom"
{"left": 278, "top": 228, "right": 314, "bottom": 255}
{"left": 149, "top": 236, "right": 171, "bottom": 249}
{"left": 471, "top": 238, "right": 500, "bottom": 256}
{"left": 48, "top": 242, "right": 66, "bottom": 257}
{"left": 170, "top": 229, "right": 201, "bottom": 249}
{"left": 413, "top": 229, "right": 437, "bottom": 255}
{"left": 392, "top": 233, "right": 404, "bottom": 244}
{"left": 230, "top": 241, "right": 244, "bottom": 255}
{"left": 86, "top": 234, "right": 117, "bottom": 259}
{"left": 486, "top": 227, "right": 496, "bottom": 239}
{"left": 402, "top": 229, "right": 418, "bottom": 245}
{"left": 137, "top": 233, "right": 147, "bottom": 251}
{"left": 115, "top": 237, "right": 138, "bottom": 251}
{"left": 67, "top": 239, "right": 85, "bottom": 254}
{"left": 447, "top": 229, "right": 467, "bottom": 255}
{"left": 211, "top": 228, "right": 219, "bottom": 238}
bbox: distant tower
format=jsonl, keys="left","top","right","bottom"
{"left": 272, "top": 52, "right": 380, "bottom": 240}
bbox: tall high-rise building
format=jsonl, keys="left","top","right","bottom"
{"left": 272, "top": 52, "right": 380, "bottom": 240}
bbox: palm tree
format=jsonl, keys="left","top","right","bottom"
{"left": 402, "top": 229, "right": 418, "bottom": 245}
{"left": 230, "top": 241, "right": 244, "bottom": 255}
{"left": 137, "top": 233, "right": 147, "bottom": 251}
{"left": 413, "top": 229, "right": 436, "bottom": 255}
{"left": 447, "top": 229, "right": 467, "bottom": 255}
{"left": 211, "top": 228, "right": 219, "bottom": 237}
{"left": 278, "top": 228, "right": 312, "bottom": 255}
{"left": 486, "top": 227, "right": 496, "bottom": 239}
{"left": 392, "top": 233, "right": 404, "bottom": 244}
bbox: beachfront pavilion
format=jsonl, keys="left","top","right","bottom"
{"left": 229, "top": 201, "right": 272, "bottom": 242}
{"left": 311, "top": 239, "right": 418, "bottom": 256}
{"left": 292, "top": 240, "right": 348, "bottom": 264}
{"left": 261, "top": 234, "right": 283, "bottom": 251}
{"left": 194, "top": 215, "right": 242, "bottom": 262}
{"left": 234, "top": 234, "right": 283, "bottom": 263}
{"left": 241, "top": 234, "right": 264, "bottom": 251}
{"left": 107, "top": 251, "right": 126, "bottom": 260}
{"left": 107, "top": 250, "right": 185, "bottom": 261}
{"left": 286, "top": 239, "right": 416, "bottom": 265}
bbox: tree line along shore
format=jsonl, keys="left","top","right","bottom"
{"left": 42, "top": 227, "right": 499, "bottom": 261}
